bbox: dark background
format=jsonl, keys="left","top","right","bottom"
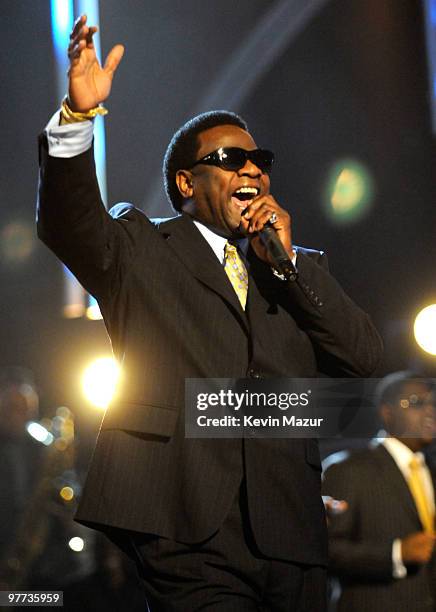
{"left": 1, "top": 0, "right": 435, "bottom": 455}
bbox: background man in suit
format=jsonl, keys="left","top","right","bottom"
{"left": 37, "top": 15, "right": 382, "bottom": 611}
{"left": 323, "top": 372, "right": 436, "bottom": 612}
{"left": 0, "top": 369, "right": 39, "bottom": 587}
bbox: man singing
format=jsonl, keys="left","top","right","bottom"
{"left": 37, "top": 15, "right": 382, "bottom": 611}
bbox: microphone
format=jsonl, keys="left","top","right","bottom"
{"left": 258, "top": 222, "right": 298, "bottom": 281}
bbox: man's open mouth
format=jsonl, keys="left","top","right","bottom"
{"left": 231, "top": 187, "right": 259, "bottom": 208}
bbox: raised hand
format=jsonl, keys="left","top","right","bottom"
{"left": 67, "top": 14, "right": 124, "bottom": 112}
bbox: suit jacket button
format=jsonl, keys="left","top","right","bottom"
{"left": 248, "top": 369, "right": 261, "bottom": 378}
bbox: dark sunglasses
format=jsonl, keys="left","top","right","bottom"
{"left": 190, "top": 147, "right": 274, "bottom": 174}
{"left": 399, "top": 393, "right": 435, "bottom": 410}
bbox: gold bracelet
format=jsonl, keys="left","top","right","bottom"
{"left": 60, "top": 97, "right": 108, "bottom": 124}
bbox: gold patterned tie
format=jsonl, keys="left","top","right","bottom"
{"left": 408, "top": 456, "right": 434, "bottom": 533}
{"left": 224, "top": 242, "right": 248, "bottom": 309}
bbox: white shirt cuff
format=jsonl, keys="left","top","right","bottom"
{"left": 44, "top": 110, "right": 94, "bottom": 158}
{"left": 392, "top": 539, "right": 407, "bottom": 578}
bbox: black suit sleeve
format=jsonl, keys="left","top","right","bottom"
{"left": 285, "top": 249, "right": 383, "bottom": 377}
{"left": 36, "top": 137, "right": 151, "bottom": 301}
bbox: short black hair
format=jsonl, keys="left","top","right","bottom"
{"left": 163, "top": 110, "right": 248, "bottom": 212}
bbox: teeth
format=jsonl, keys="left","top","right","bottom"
{"left": 235, "top": 187, "right": 258, "bottom": 195}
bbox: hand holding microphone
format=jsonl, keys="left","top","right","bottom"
{"left": 239, "top": 195, "right": 297, "bottom": 280}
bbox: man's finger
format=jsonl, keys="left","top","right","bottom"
{"left": 68, "top": 41, "right": 85, "bottom": 61}
{"left": 70, "top": 14, "right": 87, "bottom": 39}
{"left": 248, "top": 203, "right": 289, "bottom": 232}
{"left": 244, "top": 201, "right": 276, "bottom": 221}
{"left": 250, "top": 208, "right": 276, "bottom": 232}
{"left": 103, "top": 44, "right": 125, "bottom": 76}
{"left": 69, "top": 25, "right": 90, "bottom": 50}
{"left": 85, "top": 26, "right": 98, "bottom": 46}
{"left": 243, "top": 196, "right": 277, "bottom": 218}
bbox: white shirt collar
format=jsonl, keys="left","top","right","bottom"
{"left": 193, "top": 219, "right": 248, "bottom": 265}
{"left": 382, "top": 436, "right": 425, "bottom": 477}
{"left": 381, "top": 436, "right": 435, "bottom": 515}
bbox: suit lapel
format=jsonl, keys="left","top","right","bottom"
{"left": 375, "top": 444, "right": 423, "bottom": 528}
{"left": 157, "top": 214, "right": 249, "bottom": 332}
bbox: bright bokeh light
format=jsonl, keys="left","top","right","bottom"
{"left": 63, "top": 303, "right": 86, "bottom": 319}
{"left": 56, "top": 406, "right": 71, "bottom": 418}
{"left": 60, "top": 486, "right": 74, "bottom": 501}
{"left": 1, "top": 222, "right": 35, "bottom": 263}
{"left": 414, "top": 304, "right": 436, "bottom": 355}
{"left": 68, "top": 537, "right": 85, "bottom": 552}
{"left": 54, "top": 438, "right": 68, "bottom": 452}
{"left": 26, "top": 422, "right": 54, "bottom": 446}
{"left": 325, "top": 159, "right": 374, "bottom": 224}
{"left": 81, "top": 357, "right": 120, "bottom": 409}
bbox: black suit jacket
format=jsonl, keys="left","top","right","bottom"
{"left": 322, "top": 443, "right": 436, "bottom": 611}
{"left": 37, "top": 138, "right": 382, "bottom": 566}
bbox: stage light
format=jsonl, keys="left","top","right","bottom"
{"left": 26, "top": 422, "right": 54, "bottom": 446}
{"left": 68, "top": 537, "right": 84, "bottom": 552}
{"left": 50, "top": 0, "right": 74, "bottom": 67}
{"left": 325, "top": 159, "right": 374, "bottom": 224}
{"left": 51, "top": 0, "right": 107, "bottom": 317}
{"left": 54, "top": 438, "right": 68, "bottom": 451}
{"left": 60, "top": 486, "right": 74, "bottom": 501}
{"left": 56, "top": 406, "right": 71, "bottom": 418}
{"left": 81, "top": 357, "right": 120, "bottom": 409}
{"left": 414, "top": 304, "right": 436, "bottom": 355}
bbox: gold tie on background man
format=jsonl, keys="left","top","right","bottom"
{"left": 224, "top": 242, "right": 248, "bottom": 310}
{"left": 408, "top": 456, "right": 434, "bottom": 533}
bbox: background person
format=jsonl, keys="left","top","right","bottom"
{"left": 323, "top": 371, "right": 436, "bottom": 612}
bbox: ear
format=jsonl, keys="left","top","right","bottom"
{"left": 176, "top": 170, "right": 194, "bottom": 200}
{"left": 380, "top": 404, "right": 393, "bottom": 433}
